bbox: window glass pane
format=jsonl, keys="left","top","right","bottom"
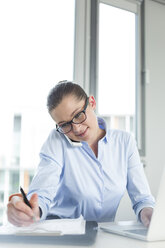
{"left": 0, "top": 170, "right": 5, "bottom": 210}
{"left": 98, "top": 3, "right": 136, "bottom": 136}
{"left": 0, "top": 170, "right": 5, "bottom": 186}
{"left": 0, "top": 0, "right": 75, "bottom": 223}
{"left": 11, "top": 115, "right": 21, "bottom": 166}
{"left": 0, "top": 209, "right": 3, "bottom": 225}
{"left": 9, "top": 171, "right": 20, "bottom": 195}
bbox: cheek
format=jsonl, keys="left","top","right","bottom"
{"left": 86, "top": 111, "right": 97, "bottom": 125}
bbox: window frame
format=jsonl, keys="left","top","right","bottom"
{"left": 74, "top": 0, "right": 145, "bottom": 155}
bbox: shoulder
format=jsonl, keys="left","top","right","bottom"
{"left": 39, "top": 129, "right": 73, "bottom": 167}
{"left": 45, "top": 128, "right": 63, "bottom": 145}
{"left": 107, "top": 128, "right": 133, "bottom": 144}
{"left": 107, "top": 129, "right": 138, "bottom": 157}
{"left": 106, "top": 128, "right": 137, "bottom": 150}
{"left": 98, "top": 117, "right": 133, "bottom": 144}
{"left": 40, "top": 129, "right": 66, "bottom": 156}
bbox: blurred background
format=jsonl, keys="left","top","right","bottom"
{"left": 0, "top": 0, "right": 165, "bottom": 224}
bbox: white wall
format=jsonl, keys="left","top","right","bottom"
{"left": 145, "top": 0, "right": 165, "bottom": 196}
{"left": 116, "top": 0, "right": 165, "bottom": 221}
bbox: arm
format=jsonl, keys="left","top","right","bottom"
{"left": 27, "top": 153, "right": 63, "bottom": 220}
{"left": 27, "top": 130, "right": 64, "bottom": 220}
{"left": 7, "top": 130, "right": 64, "bottom": 226}
{"left": 126, "top": 134, "right": 155, "bottom": 226}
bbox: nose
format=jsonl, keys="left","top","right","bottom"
{"left": 72, "top": 123, "right": 82, "bottom": 133}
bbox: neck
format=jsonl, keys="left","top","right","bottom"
{"left": 88, "top": 128, "right": 105, "bottom": 157}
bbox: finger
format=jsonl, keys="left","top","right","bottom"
{"left": 8, "top": 214, "right": 33, "bottom": 227}
{"left": 11, "top": 196, "right": 22, "bottom": 205}
{"left": 143, "top": 219, "right": 149, "bottom": 227}
{"left": 141, "top": 215, "right": 150, "bottom": 227}
{"left": 9, "top": 193, "right": 22, "bottom": 202}
{"left": 8, "top": 215, "right": 23, "bottom": 227}
{"left": 7, "top": 202, "right": 34, "bottom": 223}
{"left": 10, "top": 196, "right": 34, "bottom": 217}
{"left": 8, "top": 204, "right": 34, "bottom": 224}
{"left": 7, "top": 211, "right": 34, "bottom": 226}
{"left": 9, "top": 203, "right": 34, "bottom": 221}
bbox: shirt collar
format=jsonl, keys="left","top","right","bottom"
{"left": 97, "top": 117, "right": 108, "bottom": 143}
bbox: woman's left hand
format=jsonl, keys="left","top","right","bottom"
{"left": 140, "top": 207, "right": 153, "bottom": 227}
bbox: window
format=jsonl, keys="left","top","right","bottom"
{"left": 84, "top": 0, "right": 143, "bottom": 152}
{"left": 98, "top": 0, "right": 139, "bottom": 137}
{"left": 0, "top": 171, "right": 5, "bottom": 207}
{"left": 11, "top": 115, "right": 21, "bottom": 166}
{"left": 0, "top": 0, "right": 75, "bottom": 224}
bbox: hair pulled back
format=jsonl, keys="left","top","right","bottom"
{"left": 47, "top": 80, "right": 87, "bottom": 112}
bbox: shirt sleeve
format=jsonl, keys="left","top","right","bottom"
{"left": 126, "top": 134, "right": 155, "bottom": 220}
{"left": 27, "top": 130, "right": 64, "bottom": 220}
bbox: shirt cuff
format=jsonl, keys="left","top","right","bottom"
{"left": 38, "top": 200, "right": 48, "bottom": 221}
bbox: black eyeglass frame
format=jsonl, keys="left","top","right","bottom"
{"left": 56, "top": 97, "right": 89, "bottom": 134}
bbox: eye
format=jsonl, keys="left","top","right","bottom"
{"left": 74, "top": 111, "right": 83, "bottom": 119}
{"left": 60, "top": 122, "right": 70, "bottom": 128}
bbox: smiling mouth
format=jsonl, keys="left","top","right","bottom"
{"left": 76, "top": 127, "right": 88, "bottom": 137}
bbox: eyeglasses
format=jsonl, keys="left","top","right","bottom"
{"left": 56, "top": 97, "right": 89, "bottom": 134}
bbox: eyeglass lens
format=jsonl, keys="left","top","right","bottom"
{"left": 58, "top": 111, "right": 86, "bottom": 133}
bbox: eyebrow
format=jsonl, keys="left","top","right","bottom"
{"left": 58, "top": 106, "right": 82, "bottom": 125}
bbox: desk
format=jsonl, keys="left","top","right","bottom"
{"left": 1, "top": 229, "right": 165, "bottom": 248}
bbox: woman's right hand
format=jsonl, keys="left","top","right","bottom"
{"left": 7, "top": 193, "right": 40, "bottom": 226}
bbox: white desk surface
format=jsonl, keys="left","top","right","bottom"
{"left": 1, "top": 229, "right": 165, "bottom": 248}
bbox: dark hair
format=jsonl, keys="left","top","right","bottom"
{"left": 47, "top": 80, "right": 88, "bottom": 112}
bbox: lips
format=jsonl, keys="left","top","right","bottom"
{"left": 76, "top": 127, "right": 88, "bottom": 137}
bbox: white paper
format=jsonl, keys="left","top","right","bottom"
{"left": 0, "top": 215, "right": 86, "bottom": 236}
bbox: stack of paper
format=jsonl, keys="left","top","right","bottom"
{"left": 0, "top": 215, "right": 86, "bottom": 236}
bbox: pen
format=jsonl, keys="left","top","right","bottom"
{"left": 20, "top": 186, "right": 36, "bottom": 222}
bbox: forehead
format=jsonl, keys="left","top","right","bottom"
{"left": 50, "top": 95, "right": 84, "bottom": 123}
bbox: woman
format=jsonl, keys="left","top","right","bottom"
{"left": 7, "top": 80, "right": 155, "bottom": 227}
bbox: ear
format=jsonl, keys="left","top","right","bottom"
{"left": 88, "top": 95, "right": 96, "bottom": 110}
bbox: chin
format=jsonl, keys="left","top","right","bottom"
{"left": 68, "top": 127, "right": 90, "bottom": 142}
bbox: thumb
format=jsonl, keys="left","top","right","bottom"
{"left": 142, "top": 216, "right": 150, "bottom": 227}
{"left": 29, "top": 193, "right": 40, "bottom": 219}
{"left": 30, "top": 193, "right": 38, "bottom": 208}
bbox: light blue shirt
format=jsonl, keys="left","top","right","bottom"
{"left": 27, "top": 117, "right": 155, "bottom": 222}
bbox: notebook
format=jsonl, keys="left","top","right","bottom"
{"left": 0, "top": 215, "right": 85, "bottom": 236}
{"left": 99, "top": 168, "right": 165, "bottom": 242}
{"left": 0, "top": 218, "right": 98, "bottom": 246}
